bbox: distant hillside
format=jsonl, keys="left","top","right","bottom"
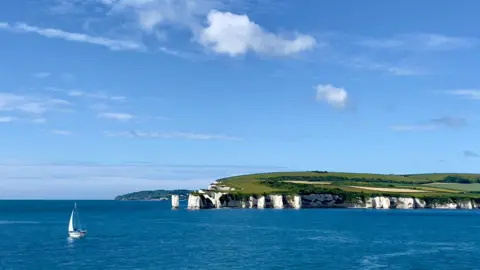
{"left": 114, "top": 189, "right": 192, "bottom": 201}
{"left": 216, "top": 171, "right": 480, "bottom": 199}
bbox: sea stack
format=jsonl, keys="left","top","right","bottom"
{"left": 171, "top": 195, "right": 179, "bottom": 209}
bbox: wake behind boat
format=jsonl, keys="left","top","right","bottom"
{"left": 68, "top": 203, "right": 87, "bottom": 238}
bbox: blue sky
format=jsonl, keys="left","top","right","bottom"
{"left": 1, "top": 0, "right": 480, "bottom": 199}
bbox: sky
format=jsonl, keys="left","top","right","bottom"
{"left": 1, "top": 0, "right": 480, "bottom": 199}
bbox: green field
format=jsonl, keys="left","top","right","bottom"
{"left": 426, "top": 183, "right": 480, "bottom": 192}
{"left": 218, "top": 171, "right": 480, "bottom": 199}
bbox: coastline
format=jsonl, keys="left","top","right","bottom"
{"left": 180, "top": 192, "right": 480, "bottom": 210}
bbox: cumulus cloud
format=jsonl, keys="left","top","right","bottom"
{"left": 315, "top": 84, "right": 348, "bottom": 109}
{"left": 390, "top": 116, "right": 467, "bottom": 131}
{"left": 0, "top": 22, "right": 143, "bottom": 51}
{"left": 103, "top": 130, "right": 240, "bottom": 140}
{"left": 98, "top": 112, "right": 134, "bottom": 121}
{"left": 359, "top": 33, "right": 477, "bottom": 51}
{"left": 199, "top": 10, "right": 316, "bottom": 56}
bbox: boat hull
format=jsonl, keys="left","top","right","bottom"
{"left": 69, "top": 231, "right": 87, "bottom": 238}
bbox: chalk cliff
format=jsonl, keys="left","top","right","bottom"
{"left": 186, "top": 192, "right": 480, "bottom": 210}
{"left": 171, "top": 195, "right": 179, "bottom": 209}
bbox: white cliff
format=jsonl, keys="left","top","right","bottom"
{"left": 414, "top": 198, "right": 426, "bottom": 208}
{"left": 456, "top": 200, "right": 473, "bottom": 209}
{"left": 249, "top": 196, "right": 257, "bottom": 208}
{"left": 269, "top": 195, "right": 284, "bottom": 209}
{"left": 286, "top": 195, "right": 302, "bottom": 209}
{"left": 395, "top": 197, "right": 414, "bottom": 209}
{"left": 433, "top": 202, "right": 457, "bottom": 209}
{"left": 187, "top": 194, "right": 202, "bottom": 209}
{"left": 185, "top": 192, "right": 477, "bottom": 211}
{"left": 257, "top": 196, "right": 266, "bottom": 209}
{"left": 171, "top": 195, "right": 179, "bottom": 209}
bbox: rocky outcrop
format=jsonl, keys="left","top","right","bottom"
{"left": 249, "top": 196, "right": 257, "bottom": 208}
{"left": 286, "top": 195, "right": 302, "bottom": 209}
{"left": 301, "top": 194, "right": 343, "bottom": 208}
{"left": 456, "top": 200, "right": 473, "bottom": 209}
{"left": 269, "top": 195, "right": 284, "bottom": 209}
{"left": 186, "top": 193, "right": 480, "bottom": 210}
{"left": 187, "top": 194, "right": 202, "bottom": 209}
{"left": 171, "top": 195, "right": 179, "bottom": 209}
{"left": 414, "top": 198, "right": 426, "bottom": 208}
{"left": 392, "top": 197, "right": 414, "bottom": 209}
{"left": 257, "top": 196, "right": 266, "bottom": 209}
{"left": 431, "top": 202, "right": 457, "bottom": 209}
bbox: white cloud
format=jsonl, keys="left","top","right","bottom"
{"left": 33, "top": 72, "right": 51, "bottom": 78}
{"left": 359, "top": 33, "right": 477, "bottom": 51}
{"left": 0, "top": 22, "right": 143, "bottom": 51}
{"left": 199, "top": 10, "right": 316, "bottom": 56}
{"left": 0, "top": 93, "right": 70, "bottom": 115}
{"left": 445, "top": 89, "right": 480, "bottom": 100}
{"left": 52, "top": 129, "right": 73, "bottom": 135}
{"left": 98, "top": 112, "right": 134, "bottom": 121}
{"left": 67, "top": 89, "right": 126, "bottom": 101}
{"left": 0, "top": 116, "right": 15, "bottom": 123}
{"left": 103, "top": 130, "right": 240, "bottom": 140}
{"left": 315, "top": 84, "right": 348, "bottom": 109}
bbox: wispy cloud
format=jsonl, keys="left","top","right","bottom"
{"left": 0, "top": 116, "right": 15, "bottom": 123}
{"left": 0, "top": 162, "right": 286, "bottom": 199}
{"left": 32, "top": 118, "right": 46, "bottom": 124}
{"left": 98, "top": 112, "right": 133, "bottom": 121}
{"left": 46, "top": 87, "right": 126, "bottom": 101}
{"left": 315, "top": 84, "right": 348, "bottom": 109}
{"left": 42, "top": 0, "right": 317, "bottom": 58}
{"left": 0, "top": 92, "right": 70, "bottom": 115}
{"left": 103, "top": 130, "right": 240, "bottom": 140}
{"left": 340, "top": 56, "right": 427, "bottom": 76}
{"left": 358, "top": 33, "right": 477, "bottom": 51}
{"left": 390, "top": 116, "right": 467, "bottom": 131}
{"left": 0, "top": 22, "right": 143, "bottom": 51}
{"left": 464, "top": 150, "right": 479, "bottom": 158}
{"left": 33, "top": 72, "right": 51, "bottom": 79}
{"left": 51, "top": 129, "right": 73, "bottom": 135}
{"left": 67, "top": 90, "right": 126, "bottom": 101}
{"left": 445, "top": 89, "right": 480, "bottom": 100}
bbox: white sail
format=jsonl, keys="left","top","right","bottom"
{"left": 68, "top": 210, "right": 74, "bottom": 232}
{"left": 68, "top": 203, "right": 87, "bottom": 238}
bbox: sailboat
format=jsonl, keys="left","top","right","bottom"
{"left": 68, "top": 202, "right": 87, "bottom": 238}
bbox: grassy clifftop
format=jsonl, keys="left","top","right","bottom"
{"left": 217, "top": 171, "right": 480, "bottom": 199}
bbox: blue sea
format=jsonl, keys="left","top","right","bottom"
{"left": 1, "top": 200, "right": 479, "bottom": 270}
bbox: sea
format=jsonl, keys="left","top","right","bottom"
{"left": 1, "top": 200, "right": 479, "bottom": 270}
